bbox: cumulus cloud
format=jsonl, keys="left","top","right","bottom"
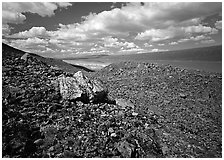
{"left": 10, "top": 27, "right": 49, "bottom": 38}
{"left": 144, "top": 43, "right": 153, "bottom": 47}
{"left": 169, "top": 42, "right": 178, "bottom": 45}
{"left": 11, "top": 37, "right": 48, "bottom": 46}
{"left": 102, "top": 36, "right": 137, "bottom": 49}
{"left": 8, "top": 37, "right": 48, "bottom": 53}
{"left": 45, "top": 2, "right": 221, "bottom": 44}
{"left": 184, "top": 24, "right": 218, "bottom": 34}
{"left": 178, "top": 35, "right": 211, "bottom": 43}
{"left": 2, "top": 10, "right": 26, "bottom": 24}
{"left": 178, "top": 38, "right": 190, "bottom": 43}
{"left": 135, "top": 28, "right": 177, "bottom": 41}
{"left": 3, "top": 2, "right": 221, "bottom": 56}
{"left": 135, "top": 24, "right": 218, "bottom": 42}
{"left": 76, "top": 49, "right": 109, "bottom": 55}
{"left": 151, "top": 48, "right": 169, "bottom": 52}
{"left": 200, "top": 39, "right": 215, "bottom": 44}
{"left": 2, "top": 24, "right": 12, "bottom": 36}
{"left": 119, "top": 47, "right": 146, "bottom": 54}
{"left": 190, "top": 35, "right": 210, "bottom": 41}
{"left": 51, "top": 23, "right": 88, "bottom": 41}
{"left": 215, "top": 20, "right": 222, "bottom": 29}
{"left": 2, "top": 2, "right": 72, "bottom": 20}
{"left": 2, "top": 2, "right": 72, "bottom": 35}
{"left": 73, "top": 2, "right": 221, "bottom": 37}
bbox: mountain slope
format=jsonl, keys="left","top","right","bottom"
{"left": 2, "top": 44, "right": 166, "bottom": 158}
{"left": 91, "top": 61, "right": 222, "bottom": 158}
{"left": 2, "top": 43, "right": 94, "bottom": 73}
{"left": 129, "top": 45, "right": 222, "bottom": 61}
{"left": 2, "top": 43, "right": 222, "bottom": 158}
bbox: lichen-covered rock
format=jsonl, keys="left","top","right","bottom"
{"left": 56, "top": 71, "right": 107, "bottom": 103}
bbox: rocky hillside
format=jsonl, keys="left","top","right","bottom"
{"left": 2, "top": 43, "right": 93, "bottom": 73}
{"left": 2, "top": 44, "right": 222, "bottom": 158}
{"left": 3, "top": 44, "right": 165, "bottom": 158}
{"left": 91, "top": 61, "right": 222, "bottom": 158}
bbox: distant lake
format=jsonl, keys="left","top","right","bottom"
{"left": 63, "top": 59, "right": 222, "bottom": 73}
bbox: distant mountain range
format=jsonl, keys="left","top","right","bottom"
{"left": 2, "top": 43, "right": 222, "bottom": 73}
{"left": 62, "top": 45, "right": 222, "bottom": 62}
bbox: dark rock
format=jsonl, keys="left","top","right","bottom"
{"left": 63, "top": 150, "right": 79, "bottom": 158}
{"left": 31, "top": 130, "right": 41, "bottom": 140}
{"left": 23, "top": 140, "right": 37, "bottom": 156}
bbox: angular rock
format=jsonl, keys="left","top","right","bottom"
{"left": 132, "top": 112, "right": 138, "bottom": 116}
{"left": 55, "top": 71, "right": 107, "bottom": 103}
{"left": 115, "top": 98, "right": 135, "bottom": 109}
{"left": 21, "top": 53, "right": 30, "bottom": 62}
{"left": 179, "top": 93, "right": 187, "bottom": 99}
{"left": 111, "top": 133, "right": 117, "bottom": 137}
{"left": 50, "top": 66, "right": 61, "bottom": 71}
{"left": 108, "top": 127, "right": 114, "bottom": 133}
{"left": 115, "top": 140, "right": 135, "bottom": 158}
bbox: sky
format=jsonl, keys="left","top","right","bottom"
{"left": 2, "top": 2, "right": 222, "bottom": 58}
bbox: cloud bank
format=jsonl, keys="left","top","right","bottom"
{"left": 3, "top": 2, "right": 222, "bottom": 57}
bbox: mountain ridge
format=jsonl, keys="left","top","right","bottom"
{"left": 2, "top": 43, "right": 94, "bottom": 73}
{"left": 62, "top": 45, "right": 222, "bottom": 62}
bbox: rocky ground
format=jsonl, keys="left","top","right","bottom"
{"left": 91, "top": 61, "right": 222, "bottom": 158}
{"left": 2, "top": 44, "right": 222, "bottom": 158}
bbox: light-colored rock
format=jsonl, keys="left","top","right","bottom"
{"left": 108, "top": 127, "right": 114, "bottom": 133}
{"left": 56, "top": 71, "right": 107, "bottom": 102}
{"left": 50, "top": 66, "right": 61, "bottom": 70}
{"left": 115, "top": 98, "right": 135, "bottom": 109}
{"left": 34, "top": 139, "right": 44, "bottom": 146}
{"left": 132, "top": 112, "right": 138, "bottom": 116}
{"left": 21, "top": 53, "right": 30, "bottom": 62}
{"left": 179, "top": 93, "right": 187, "bottom": 99}
{"left": 111, "top": 133, "right": 117, "bottom": 137}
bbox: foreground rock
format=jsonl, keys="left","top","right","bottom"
{"left": 55, "top": 71, "right": 108, "bottom": 103}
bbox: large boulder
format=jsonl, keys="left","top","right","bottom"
{"left": 55, "top": 71, "right": 108, "bottom": 103}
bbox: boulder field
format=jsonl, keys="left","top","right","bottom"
{"left": 2, "top": 51, "right": 222, "bottom": 158}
